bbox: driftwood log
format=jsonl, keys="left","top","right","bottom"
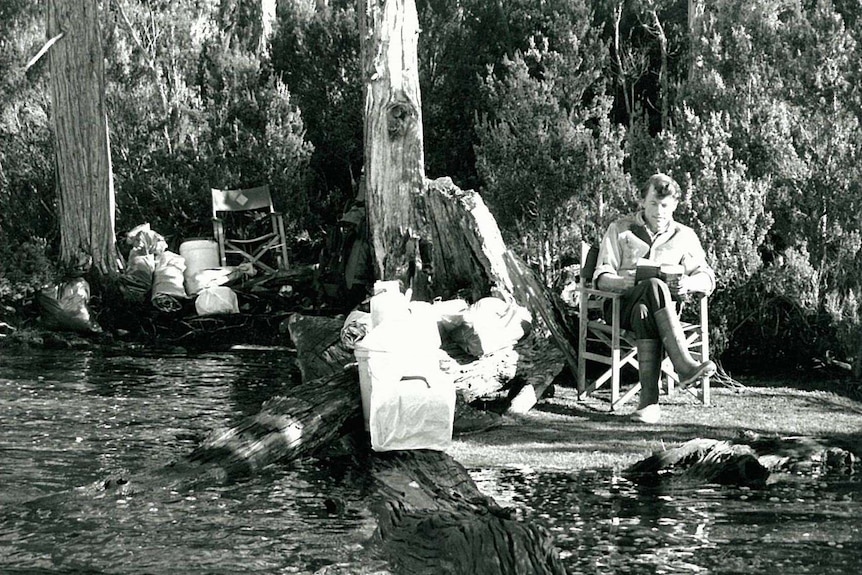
{"left": 188, "top": 311, "right": 566, "bottom": 574}
{"left": 367, "top": 450, "right": 565, "bottom": 575}
{"left": 626, "top": 432, "right": 861, "bottom": 487}
{"left": 287, "top": 312, "right": 521, "bottom": 404}
{"left": 187, "top": 367, "right": 359, "bottom": 477}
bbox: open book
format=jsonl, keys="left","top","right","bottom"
{"left": 635, "top": 258, "right": 685, "bottom": 285}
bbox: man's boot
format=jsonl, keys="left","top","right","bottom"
{"left": 655, "top": 306, "right": 716, "bottom": 386}
{"left": 632, "top": 339, "right": 662, "bottom": 423}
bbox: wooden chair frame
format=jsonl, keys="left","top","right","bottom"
{"left": 576, "top": 261, "right": 711, "bottom": 410}
{"left": 211, "top": 185, "right": 289, "bottom": 273}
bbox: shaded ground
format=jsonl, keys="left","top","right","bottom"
{"left": 447, "top": 374, "right": 862, "bottom": 471}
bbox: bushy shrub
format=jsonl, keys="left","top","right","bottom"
{"left": 0, "top": 2, "right": 56, "bottom": 256}
{"left": 676, "top": 0, "right": 862, "bottom": 366}
{"left": 271, "top": 0, "right": 362, "bottom": 228}
{"left": 474, "top": 3, "right": 631, "bottom": 282}
{"left": 650, "top": 106, "right": 772, "bottom": 358}
{"left": 105, "top": 4, "right": 313, "bottom": 250}
{"left": 0, "top": 238, "right": 57, "bottom": 305}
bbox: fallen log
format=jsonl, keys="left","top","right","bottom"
{"left": 367, "top": 450, "right": 566, "bottom": 575}
{"left": 285, "top": 313, "right": 353, "bottom": 381}
{"left": 626, "top": 432, "right": 860, "bottom": 487}
{"left": 286, "top": 312, "right": 520, "bottom": 404}
{"left": 187, "top": 366, "right": 360, "bottom": 477}
{"left": 188, "top": 308, "right": 566, "bottom": 573}
{"left": 507, "top": 336, "right": 565, "bottom": 414}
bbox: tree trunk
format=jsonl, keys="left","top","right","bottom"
{"left": 688, "top": 0, "right": 704, "bottom": 83}
{"left": 649, "top": 10, "right": 669, "bottom": 132}
{"left": 613, "top": 3, "right": 633, "bottom": 131}
{"left": 47, "top": 0, "right": 119, "bottom": 275}
{"left": 360, "top": 0, "right": 425, "bottom": 284}
{"left": 260, "top": 0, "right": 277, "bottom": 53}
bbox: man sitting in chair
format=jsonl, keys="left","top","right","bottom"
{"left": 593, "top": 173, "right": 717, "bottom": 423}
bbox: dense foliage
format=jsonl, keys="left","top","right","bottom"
{"left": 1, "top": 0, "right": 861, "bottom": 372}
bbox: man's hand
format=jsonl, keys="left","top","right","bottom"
{"left": 667, "top": 274, "right": 692, "bottom": 298}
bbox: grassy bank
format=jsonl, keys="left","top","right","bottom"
{"left": 447, "top": 374, "right": 862, "bottom": 472}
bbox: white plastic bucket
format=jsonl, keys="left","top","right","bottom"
{"left": 370, "top": 290, "right": 410, "bottom": 328}
{"left": 180, "top": 239, "right": 220, "bottom": 274}
{"left": 180, "top": 239, "right": 220, "bottom": 294}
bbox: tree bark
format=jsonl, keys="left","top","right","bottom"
{"left": 47, "top": 0, "right": 119, "bottom": 276}
{"left": 360, "top": 0, "right": 425, "bottom": 284}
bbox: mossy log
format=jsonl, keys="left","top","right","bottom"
{"left": 626, "top": 432, "right": 860, "bottom": 487}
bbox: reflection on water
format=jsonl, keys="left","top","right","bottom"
{"left": 0, "top": 348, "right": 375, "bottom": 574}
{"left": 2, "top": 348, "right": 861, "bottom": 574}
{"left": 471, "top": 467, "right": 862, "bottom": 575}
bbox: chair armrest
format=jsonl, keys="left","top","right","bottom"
{"left": 581, "top": 285, "right": 623, "bottom": 299}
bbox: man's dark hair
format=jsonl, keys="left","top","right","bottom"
{"left": 641, "top": 173, "right": 681, "bottom": 200}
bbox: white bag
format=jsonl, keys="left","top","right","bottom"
{"left": 354, "top": 320, "right": 454, "bottom": 451}
{"left": 195, "top": 286, "right": 239, "bottom": 315}
{"left": 451, "top": 297, "right": 532, "bottom": 357}
{"left": 368, "top": 373, "right": 456, "bottom": 452}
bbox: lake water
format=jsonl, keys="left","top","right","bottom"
{"left": 2, "top": 348, "right": 860, "bottom": 574}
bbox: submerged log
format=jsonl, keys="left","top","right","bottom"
{"left": 189, "top": 308, "right": 565, "bottom": 573}
{"left": 187, "top": 367, "right": 360, "bottom": 477}
{"left": 626, "top": 432, "right": 860, "bottom": 487}
{"left": 368, "top": 450, "right": 566, "bottom": 575}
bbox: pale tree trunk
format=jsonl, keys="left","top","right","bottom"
{"left": 688, "top": 0, "right": 704, "bottom": 83}
{"left": 220, "top": 0, "right": 277, "bottom": 54}
{"left": 360, "top": 0, "right": 425, "bottom": 284}
{"left": 649, "top": 10, "right": 669, "bottom": 132}
{"left": 260, "top": 0, "right": 277, "bottom": 53}
{"left": 47, "top": 0, "right": 119, "bottom": 276}
{"left": 613, "top": 3, "right": 633, "bottom": 131}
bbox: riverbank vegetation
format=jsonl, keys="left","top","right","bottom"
{"left": 1, "top": 0, "right": 861, "bottom": 376}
